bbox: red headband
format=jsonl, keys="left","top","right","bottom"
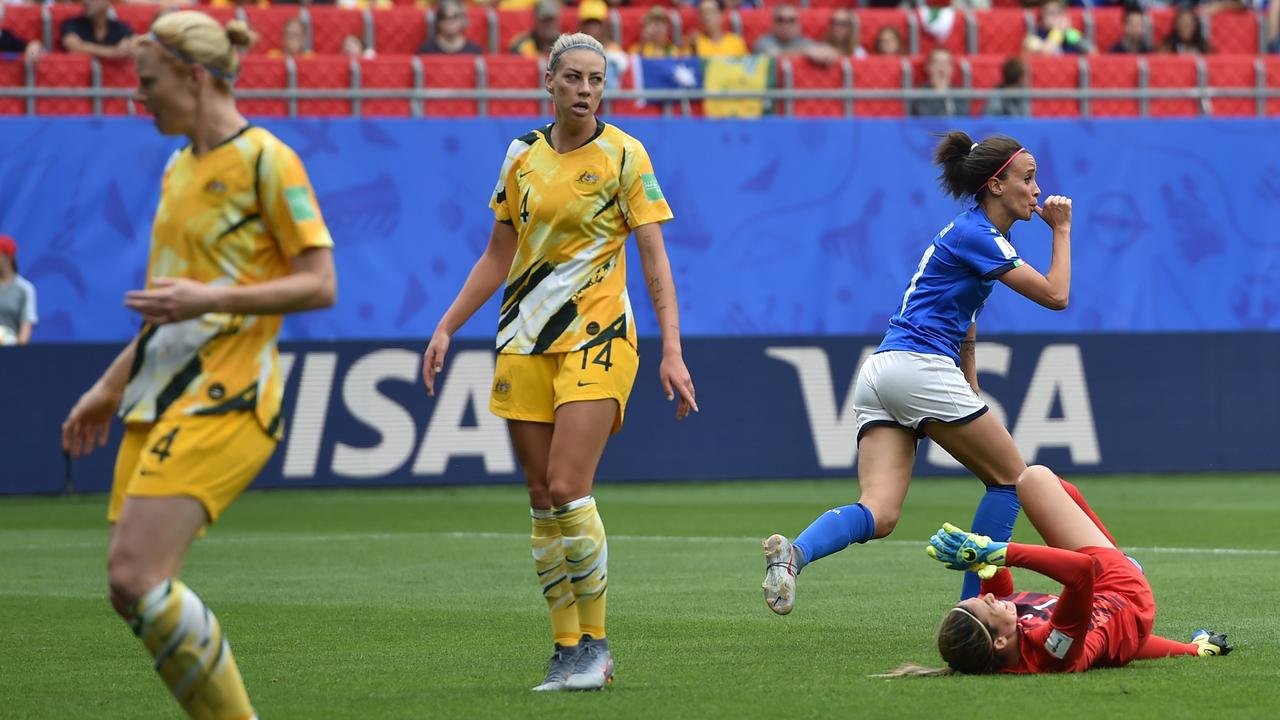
{"left": 983, "top": 148, "right": 1025, "bottom": 191}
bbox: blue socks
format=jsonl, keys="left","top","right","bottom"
{"left": 961, "top": 485, "right": 1021, "bottom": 599}
{"left": 793, "top": 503, "right": 876, "bottom": 570}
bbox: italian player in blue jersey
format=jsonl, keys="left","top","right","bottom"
{"left": 762, "top": 131, "right": 1075, "bottom": 614}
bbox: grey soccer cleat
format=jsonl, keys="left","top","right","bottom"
{"left": 562, "top": 636, "right": 614, "bottom": 691}
{"left": 762, "top": 534, "right": 799, "bottom": 615}
{"left": 531, "top": 643, "right": 581, "bottom": 692}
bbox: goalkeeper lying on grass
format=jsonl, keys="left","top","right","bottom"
{"left": 881, "top": 465, "right": 1233, "bottom": 676}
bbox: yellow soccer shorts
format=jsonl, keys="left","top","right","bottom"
{"left": 490, "top": 338, "right": 639, "bottom": 434}
{"left": 108, "top": 411, "right": 277, "bottom": 524}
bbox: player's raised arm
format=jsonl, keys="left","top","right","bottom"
{"left": 1000, "top": 195, "right": 1072, "bottom": 310}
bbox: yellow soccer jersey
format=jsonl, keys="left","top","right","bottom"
{"left": 490, "top": 120, "right": 673, "bottom": 355}
{"left": 119, "top": 126, "right": 333, "bottom": 438}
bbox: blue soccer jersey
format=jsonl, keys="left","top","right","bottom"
{"left": 878, "top": 205, "right": 1023, "bottom": 363}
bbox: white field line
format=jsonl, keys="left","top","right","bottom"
{"left": 1, "top": 530, "right": 1278, "bottom": 557}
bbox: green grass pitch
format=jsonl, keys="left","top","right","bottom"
{"left": 2, "top": 475, "right": 1277, "bottom": 719}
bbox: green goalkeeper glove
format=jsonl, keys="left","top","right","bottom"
{"left": 926, "top": 522, "right": 1009, "bottom": 575}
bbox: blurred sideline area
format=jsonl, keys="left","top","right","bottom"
{"left": 2, "top": 1, "right": 1278, "bottom": 494}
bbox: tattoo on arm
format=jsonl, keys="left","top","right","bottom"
{"left": 648, "top": 276, "right": 668, "bottom": 312}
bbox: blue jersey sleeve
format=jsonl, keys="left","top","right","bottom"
{"left": 956, "top": 225, "right": 1024, "bottom": 280}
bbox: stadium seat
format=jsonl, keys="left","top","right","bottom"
{"left": 850, "top": 55, "right": 907, "bottom": 117}
{"left": 495, "top": 9, "right": 531, "bottom": 55}
{"left": 1087, "top": 54, "right": 1139, "bottom": 117}
{"left": 783, "top": 55, "right": 850, "bottom": 118}
{"left": 371, "top": 7, "right": 427, "bottom": 55}
{"left": 34, "top": 54, "right": 92, "bottom": 115}
{"left": 307, "top": 7, "right": 367, "bottom": 55}
{"left": 1265, "top": 55, "right": 1280, "bottom": 116}
{"left": 735, "top": 8, "right": 771, "bottom": 50}
{"left": 112, "top": 4, "right": 157, "bottom": 37}
{"left": 1204, "top": 10, "right": 1259, "bottom": 54}
{"left": 237, "top": 56, "right": 290, "bottom": 117}
{"left": 198, "top": 6, "right": 241, "bottom": 32}
{"left": 857, "top": 9, "right": 911, "bottom": 58}
{"left": 614, "top": 7, "right": 648, "bottom": 51}
{"left": 961, "top": 54, "right": 1005, "bottom": 117}
{"left": 1027, "top": 55, "right": 1081, "bottom": 117}
{"left": 295, "top": 55, "right": 354, "bottom": 116}
{"left": 1204, "top": 55, "right": 1261, "bottom": 117}
{"left": 483, "top": 54, "right": 542, "bottom": 117}
{"left": 97, "top": 57, "right": 137, "bottom": 116}
{"left": 48, "top": 3, "right": 82, "bottom": 51}
{"left": 358, "top": 55, "right": 419, "bottom": 118}
{"left": 421, "top": 53, "right": 479, "bottom": 117}
{"left": 1148, "top": 8, "right": 1175, "bottom": 50}
{"left": 973, "top": 8, "right": 1028, "bottom": 56}
{"left": 0, "top": 59, "right": 27, "bottom": 116}
{"left": 243, "top": 6, "right": 302, "bottom": 55}
{"left": 1088, "top": 7, "right": 1124, "bottom": 53}
{"left": 1, "top": 4, "right": 43, "bottom": 50}
{"left": 1144, "top": 54, "right": 1201, "bottom": 117}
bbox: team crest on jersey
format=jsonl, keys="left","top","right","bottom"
{"left": 204, "top": 180, "right": 227, "bottom": 196}
{"left": 575, "top": 168, "right": 602, "bottom": 192}
{"left": 493, "top": 376, "right": 511, "bottom": 399}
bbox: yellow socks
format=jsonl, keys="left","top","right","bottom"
{"left": 531, "top": 508, "right": 581, "bottom": 647}
{"left": 131, "top": 579, "right": 255, "bottom": 720}
{"left": 555, "top": 496, "right": 608, "bottom": 640}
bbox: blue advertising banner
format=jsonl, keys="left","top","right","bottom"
{"left": 2, "top": 118, "right": 1279, "bottom": 343}
{"left": 4, "top": 333, "right": 1277, "bottom": 495}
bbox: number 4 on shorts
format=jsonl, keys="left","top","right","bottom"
{"left": 149, "top": 427, "right": 180, "bottom": 463}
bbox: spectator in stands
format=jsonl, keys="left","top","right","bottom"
{"left": 0, "top": 11, "right": 43, "bottom": 62}
{"left": 909, "top": 47, "right": 968, "bottom": 117}
{"left": 1159, "top": 8, "right": 1212, "bottom": 54}
{"left": 0, "top": 235, "right": 36, "bottom": 346}
{"left": 420, "top": 0, "right": 483, "bottom": 54}
{"left": 1110, "top": 7, "right": 1153, "bottom": 54}
{"left": 342, "top": 34, "right": 375, "bottom": 59}
{"left": 578, "top": 0, "right": 627, "bottom": 88}
{"left": 1270, "top": 0, "right": 1280, "bottom": 53}
{"left": 630, "top": 7, "right": 680, "bottom": 58}
{"left": 823, "top": 9, "right": 861, "bottom": 58}
{"left": 60, "top": 0, "right": 135, "bottom": 60}
{"left": 1027, "top": 0, "right": 1090, "bottom": 55}
{"left": 753, "top": 3, "right": 838, "bottom": 65}
{"left": 267, "top": 17, "right": 311, "bottom": 59}
{"left": 873, "top": 25, "right": 904, "bottom": 56}
{"left": 510, "top": 0, "right": 561, "bottom": 58}
{"left": 983, "top": 56, "right": 1030, "bottom": 118}
{"left": 687, "top": 0, "right": 748, "bottom": 57}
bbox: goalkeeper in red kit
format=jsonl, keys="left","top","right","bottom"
{"left": 881, "top": 465, "right": 1233, "bottom": 676}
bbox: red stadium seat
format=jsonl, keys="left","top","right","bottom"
{"left": 496, "top": 8, "right": 565, "bottom": 55}
{"left": 295, "top": 55, "right": 353, "bottom": 116}
{"left": 1204, "top": 55, "right": 1260, "bottom": 117}
{"left": 484, "top": 54, "right": 541, "bottom": 117}
{"left": 973, "top": 8, "right": 1028, "bottom": 56}
{"left": 962, "top": 54, "right": 1005, "bottom": 117}
{"left": 242, "top": 6, "right": 302, "bottom": 55}
{"left": 48, "top": 3, "right": 83, "bottom": 52}
{"left": 799, "top": 8, "right": 835, "bottom": 51}
{"left": 850, "top": 55, "right": 907, "bottom": 117}
{"left": 1027, "top": 55, "right": 1080, "bottom": 117}
{"left": 98, "top": 57, "right": 137, "bottom": 116}
{"left": 371, "top": 7, "right": 427, "bottom": 55}
{"left": 2, "top": 4, "right": 43, "bottom": 49}
{"left": 857, "top": 9, "right": 910, "bottom": 58}
{"left": 735, "top": 9, "right": 771, "bottom": 49}
{"left": 237, "top": 56, "right": 290, "bottom": 117}
{"left": 358, "top": 55, "right": 419, "bottom": 118}
{"left": 806, "top": 0, "right": 850, "bottom": 8}
{"left": 0, "top": 59, "right": 28, "bottom": 115}
{"left": 112, "top": 4, "right": 157, "bottom": 37}
{"left": 784, "top": 55, "right": 849, "bottom": 118}
{"left": 1087, "top": 54, "right": 1139, "bottom": 117}
{"left": 421, "top": 53, "right": 478, "bottom": 117}
{"left": 614, "top": 7, "right": 648, "bottom": 51}
{"left": 307, "top": 7, "right": 366, "bottom": 55}
{"left": 1264, "top": 56, "right": 1280, "bottom": 116}
{"left": 34, "top": 54, "right": 91, "bottom": 115}
{"left": 198, "top": 7, "right": 241, "bottom": 31}
{"left": 1148, "top": 8, "right": 1175, "bottom": 50}
{"left": 1087, "top": 7, "right": 1124, "bottom": 54}
{"left": 1144, "top": 54, "right": 1201, "bottom": 117}
{"left": 1204, "top": 10, "right": 1259, "bottom": 54}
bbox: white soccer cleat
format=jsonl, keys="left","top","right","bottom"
{"left": 762, "top": 534, "right": 798, "bottom": 615}
{"left": 532, "top": 644, "right": 580, "bottom": 692}
{"left": 562, "top": 636, "right": 613, "bottom": 691}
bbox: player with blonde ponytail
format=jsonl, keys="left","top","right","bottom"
{"left": 62, "top": 10, "right": 336, "bottom": 718}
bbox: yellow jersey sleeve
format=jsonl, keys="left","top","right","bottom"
{"left": 259, "top": 139, "right": 334, "bottom": 258}
{"left": 619, "top": 140, "right": 673, "bottom": 229}
{"left": 490, "top": 139, "right": 525, "bottom": 225}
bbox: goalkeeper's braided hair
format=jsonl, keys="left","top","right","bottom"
{"left": 872, "top": 607, "right": 995, "bottom": 678}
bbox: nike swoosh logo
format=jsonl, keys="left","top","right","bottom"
{"left": 518, "top": 170, "right": 534, "bottom": 178}
{"left": 577, "top": 381, "right": 597, "bottom": 387}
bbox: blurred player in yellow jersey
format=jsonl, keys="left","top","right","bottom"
{"left": 59, "top": 11, "right": 336, "bottom": 719}
{"left": 422, "top": 32, "right": 698, "bottom": 692}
